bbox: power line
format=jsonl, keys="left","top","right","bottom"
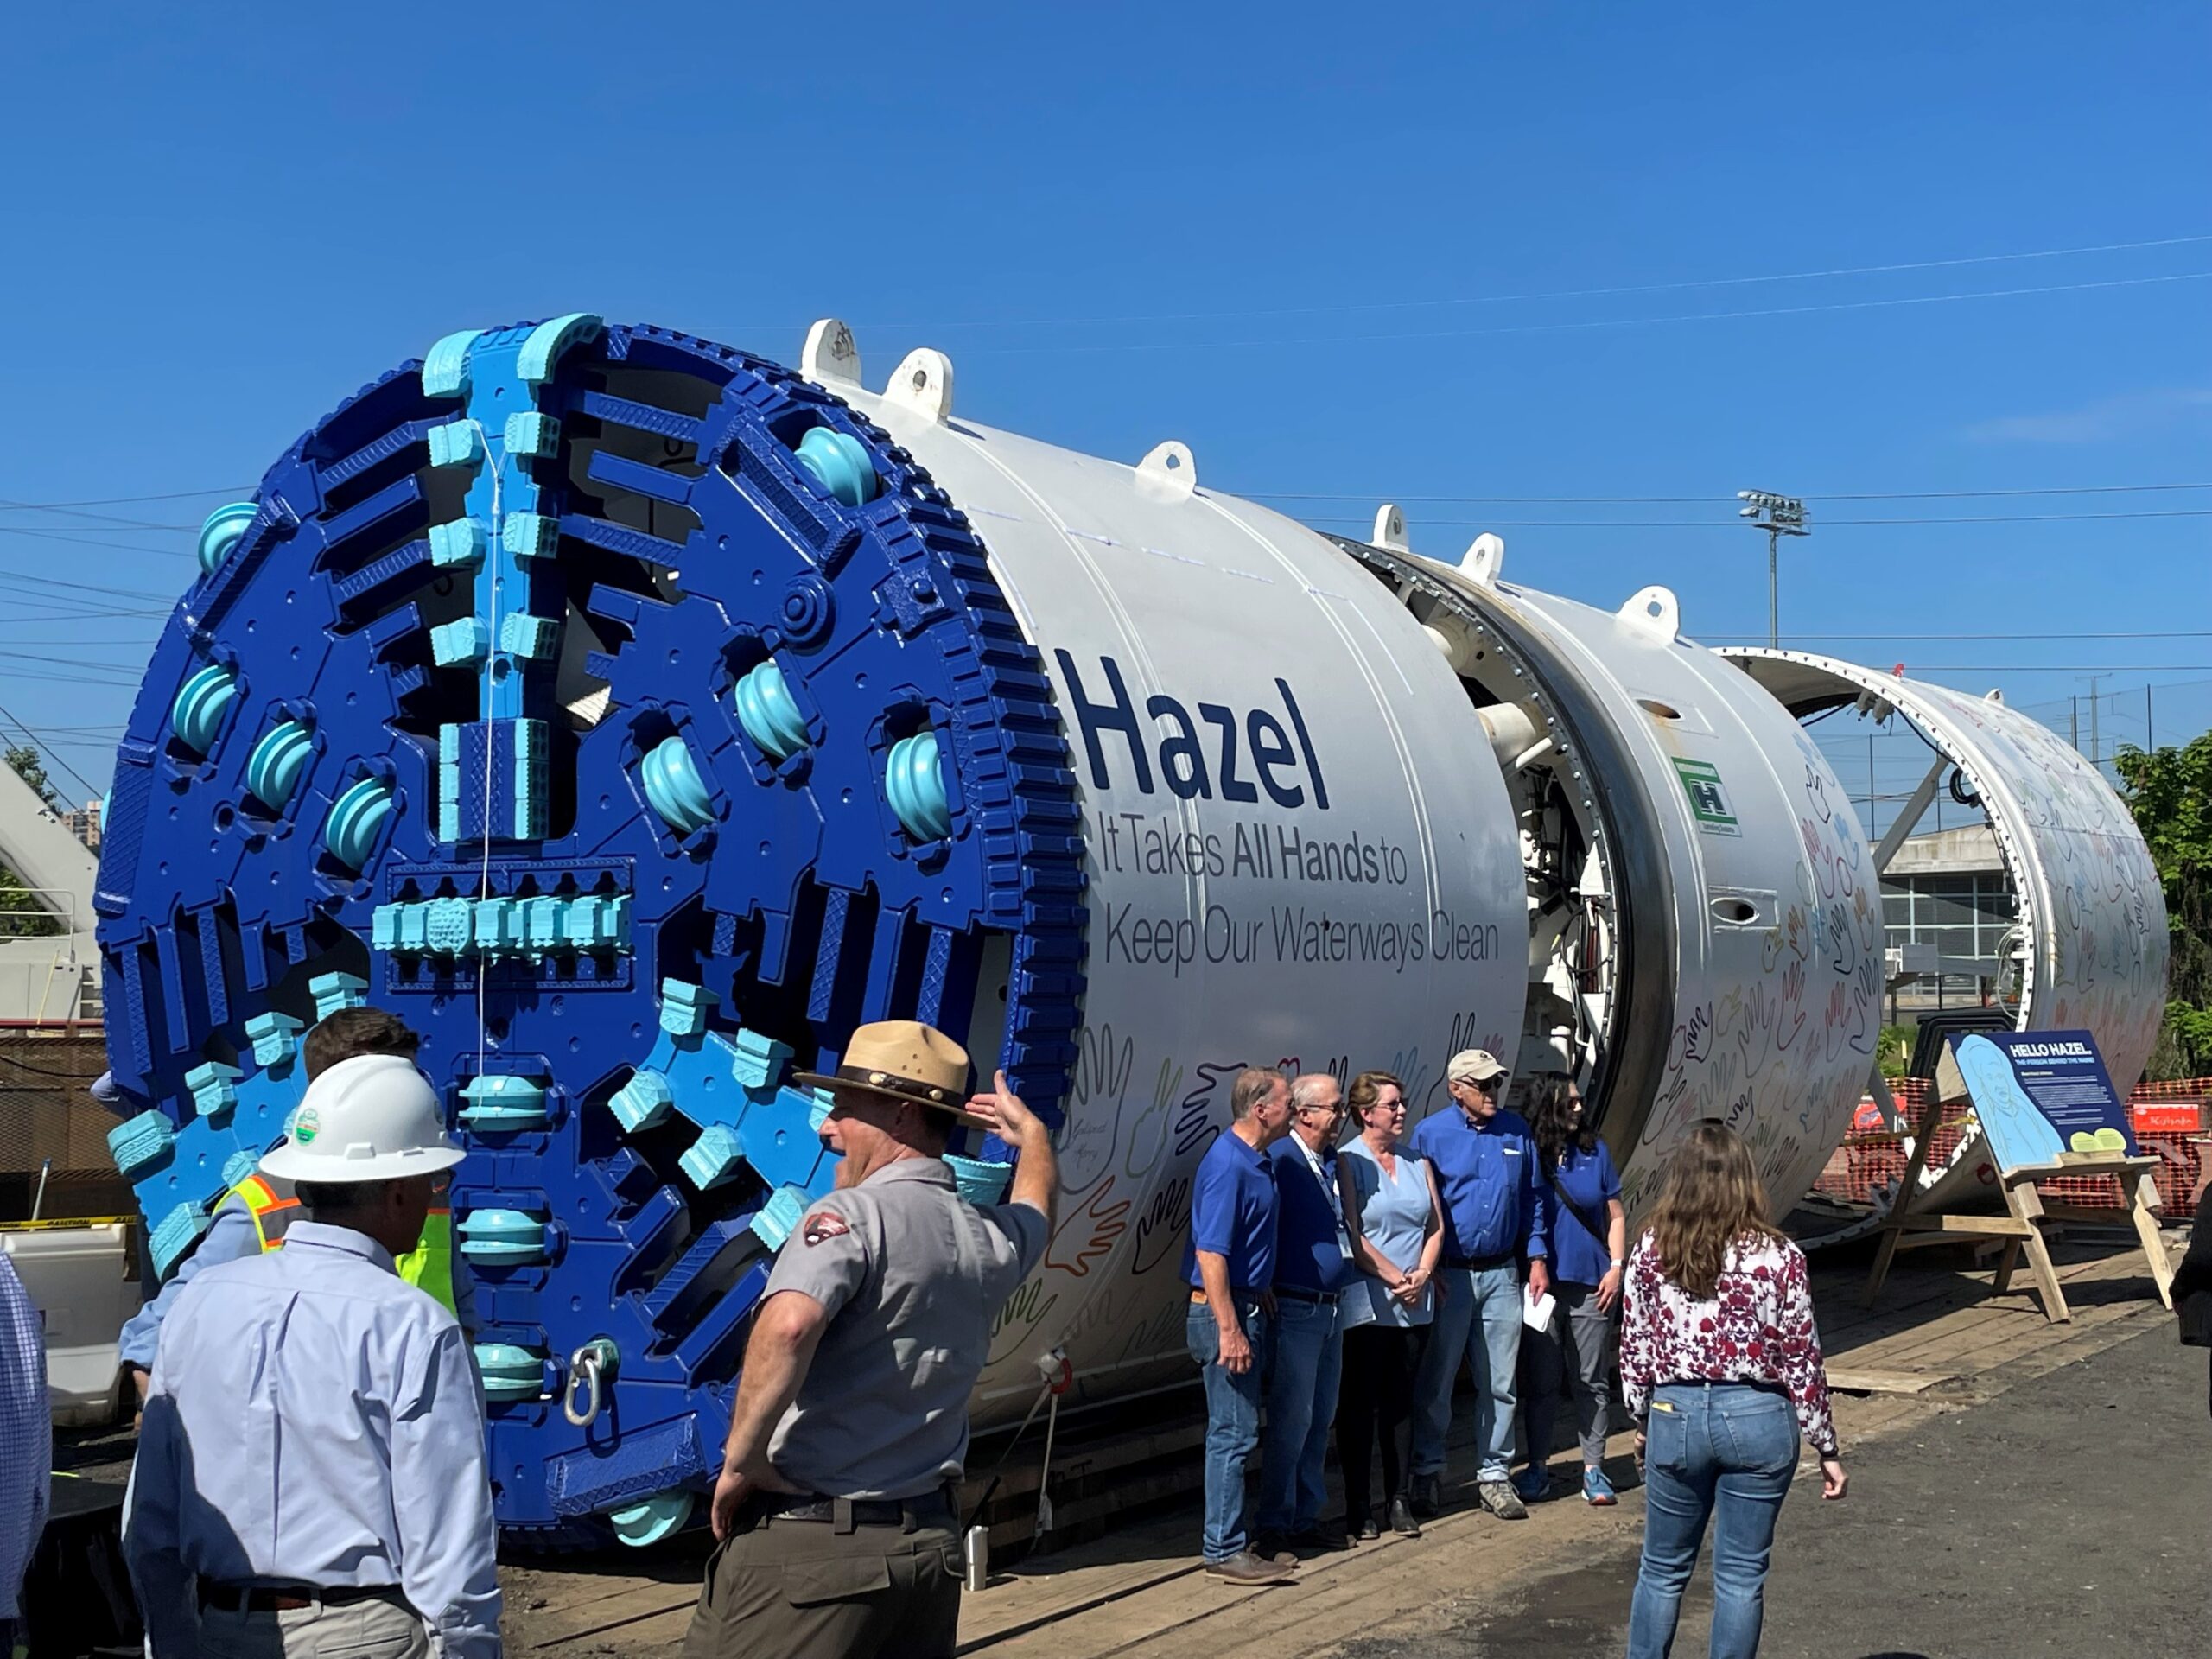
{"left": 0, "top": 652, "right": 145, "bottom": 682}
{"left": 0, "top": 671, "right": 148, "bottom": 690}
{"left": 1246, "top": 481, "right": 2212, "bottom": 505}
{"left": 1300, "top": 509, "right": 2212, "bottom": 528}
{"left": 0, "top": 698, "right": 102, "bottom": 803}
{"left": 963, "top": 269, "right": 2212, "bottom": 356}
{"left": 1292, "top": 511, "right": 2212, "bottom": 528}
{"left": 0, "top": 503, "right": 201, "bottom": 531}
{"left": 0, "top": 568, "right": 178, "bottom": 602}
{"left": 820, "top": 232, "right": 2212, "bottom": 332}
{"left": 1767, "top": 631, "right": 2212, "bottom": 642}
{"left": 0, "top": 632, "right": 161, "bottom": 644}
{"left": 1734, "top": 664, "right": 2212, "bottom": 672}
{"left": 0, "top": 606, "right": 172, "bottom": 624}
{"left": 0, "top": 524, "right": 198, "bottom": 559}
{"left": 0, "top": 486, "right": 255, "bottom": 510}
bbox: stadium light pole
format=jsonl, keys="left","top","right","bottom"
{"left": 1738, "top": 490, "right": 1809, "bottom": 648}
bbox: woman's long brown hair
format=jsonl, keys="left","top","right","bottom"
{"left": 1644, "top": 1122, "right": 1785, "bottom": 1300}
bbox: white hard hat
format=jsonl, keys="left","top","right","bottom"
{"left": 258, "top": 1053, "right": 466, "bottom": 1184}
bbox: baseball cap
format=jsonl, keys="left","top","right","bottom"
{"left": 1447, "top": 1048, "right": 1508, "bottom": 1084}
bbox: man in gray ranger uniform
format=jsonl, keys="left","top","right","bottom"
{"left": 683, "top": 1020, "right": 1057, "bottom": 1659}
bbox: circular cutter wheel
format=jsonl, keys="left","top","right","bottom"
{"left": 93, "top": 320, "right": 1086, "bottom": 1541}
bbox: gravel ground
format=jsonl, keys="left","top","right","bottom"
{"left": 1338, "top": 1321, "right": 2209, "bottom": 1658}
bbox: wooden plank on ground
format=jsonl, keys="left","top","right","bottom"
{"left": 1824, "top": 1367, "right": 1962, "bottom": 1395}
{"left": 961, "top": 1514, "right": 1202, "bottom": 1646}
{"left": 518, "top": 1583, "right": 698, "bottom": 1649}
{"left": 503, "top": 1233, "right": 2186, "bottom": 1659}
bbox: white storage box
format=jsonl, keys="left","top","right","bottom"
{"left": 3, "top": 1219, "right": 142, "bottom": 1426}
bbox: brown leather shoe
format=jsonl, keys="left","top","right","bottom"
{"left": 1205, "top": 1550, "right": 1296, "bottom": 1585}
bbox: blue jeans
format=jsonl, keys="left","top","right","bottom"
{"left": 1627, "top": 1382, "right": 1800, "bottom": 1659}
{"left": 1257, "top": 1294, "right": 1344, "bottom": 1535}
{"left": 1410, "top": 1263, "right": 1522, "bottom": 1482}
{"left": 1187, "top": 1300, "right": 1272, "bottom": 1562}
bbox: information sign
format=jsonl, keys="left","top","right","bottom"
{"left": 1945, "top": 1029, "right": 2134, "bottom": 1173}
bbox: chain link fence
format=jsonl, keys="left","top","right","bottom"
{"left": 0, "top": 1027, "right": 129, "bottom": 1222}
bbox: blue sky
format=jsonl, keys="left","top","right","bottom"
{"left": 2, "top": 2, "right": 2205, "bottom": 817}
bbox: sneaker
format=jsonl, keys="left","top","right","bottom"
{"left": 1582, "top": 1466, "right": 1619, "bottom": 1506}
{"left": 1205, "top": 1550, "right": 1296, "bottom": 1586}
{"left": 1388, "top": 1496, "right": 1422, "bottom": 1537}
{"left": 1409, "top": 1473, "right": 1442, "bottom": 1518}
{"left": 1510, "top": 1465, "right": 1550, "bottom": 1503}
{"left": 1477, "top": 1479, "right": 1529, "bottom": 1521}
{"left": 1292, "top": 1525, "right": 1354, "bottom": 1553}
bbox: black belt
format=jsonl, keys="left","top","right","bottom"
{"left": 1274, "top": 1283, "right": 1341, "bottom": 1305}
{"left": 197, "top": 1582, "right": 398, "bottom": 1615}
{"left": 1443, "top": 1250, "right": 1517, "bottom": 1273}
{"left": 748, "top": 1486, "right": 956, "bottom": 1534}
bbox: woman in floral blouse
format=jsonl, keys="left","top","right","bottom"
{"left": 1619, "top": 1123, "right": 1847, "bottom": 1659}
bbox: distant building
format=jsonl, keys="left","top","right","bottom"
{"left": 1880, "top": 823, "right": 2013, "bottom": 1020}
{"left": 60, "top": 798, "right": 100, "bottom": 851}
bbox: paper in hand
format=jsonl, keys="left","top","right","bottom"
{"left": 1522, "top": 1290, "right": 1556, "bottom": 1332}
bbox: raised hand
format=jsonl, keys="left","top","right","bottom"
{"left": 967, "top": 1069, "right": 1045, "bottom": 1152}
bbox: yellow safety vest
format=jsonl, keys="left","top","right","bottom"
{"left": 232, "top": 1174, "right": 458, "bottom": 1317}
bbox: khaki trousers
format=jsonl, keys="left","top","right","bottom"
{"left": 682, "top": 1511, "right": 963, "bottom": 1659}
{"left": 197, "top": 1591, "right": 429, "bottom": 1659}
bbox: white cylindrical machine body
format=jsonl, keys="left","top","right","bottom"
{"left": 1347, "top": 552, "right": 1883, "bottom": 1219}
{"left": 839, "top": 361, "right": 1878, "bottom": 1412}
{"left": 1729, "top": 652, "right": 2169, "bottom": 1211}
{"left": 838, "top": 393, "right": 1528, "bottom": 1404}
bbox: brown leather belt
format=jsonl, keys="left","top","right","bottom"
{"left": 197, "top": 1581, "right": 397, "bottom": 1615}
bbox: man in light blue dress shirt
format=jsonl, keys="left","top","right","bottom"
{"left": 124, "top": 1055, "right": 500, "bottom": 1659}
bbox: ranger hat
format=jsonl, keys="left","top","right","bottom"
{"left": 1447, "top": 1048, "right": 1509, "bottom": 1085}
{"left": 793, "top": 1020, "right": 984, "bottom": 1128}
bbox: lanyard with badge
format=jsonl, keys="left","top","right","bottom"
{"left": 1298, "top": 1139, "right": 1355, "bottom": 1260}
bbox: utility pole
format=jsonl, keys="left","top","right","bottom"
{"left": 1738, "top": 491, "right": 1809, "bottom": 648}
{"left": 2085, "top": 673, "right": 2107, "bottom": 767}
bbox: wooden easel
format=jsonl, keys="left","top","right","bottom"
{"left": 1863, "top": 1084, "right": 2174, "bottom": 1324}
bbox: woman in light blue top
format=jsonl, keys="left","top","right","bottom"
{"left": 1335, "top": 1070, "right": 1445, "bottom": 1538}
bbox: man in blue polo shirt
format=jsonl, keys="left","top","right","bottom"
{"left": 1255, "top": 1072, "right": 1357, "bottom": 1560}
{"left": 1184, "top": 1066, "right": 1295, "bottom": 1586}
{"left": 1408, "top": 1048, "right": 1548, "bottom": 1521}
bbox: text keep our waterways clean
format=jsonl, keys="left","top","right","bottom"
{"left": 1094, "top": 810, "right": 1500, "bottom": 978}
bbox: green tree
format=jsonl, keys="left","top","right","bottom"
{"left": 2114, "top": 733, "right": 2212, "bottom": 1079}
{"left": 4, "top": 744, "right": 55, "bottom": 807}
{"left": 0, "top": 743, "right": 63, "bottom": 938}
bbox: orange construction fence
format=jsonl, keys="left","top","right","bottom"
{"left": 1814, "top": 1077, "right": 2210, "bottom": 1215}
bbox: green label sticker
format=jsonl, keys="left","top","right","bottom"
{"left": 293, "top": 1106, "right": 321, "bottom": 1144}
{"left": 1672, "top": 757, "right": 1740, "bottom": 837}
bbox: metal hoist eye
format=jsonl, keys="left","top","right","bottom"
{"left": 563, "top": 1338, "right": 620, "bottom": 1427}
